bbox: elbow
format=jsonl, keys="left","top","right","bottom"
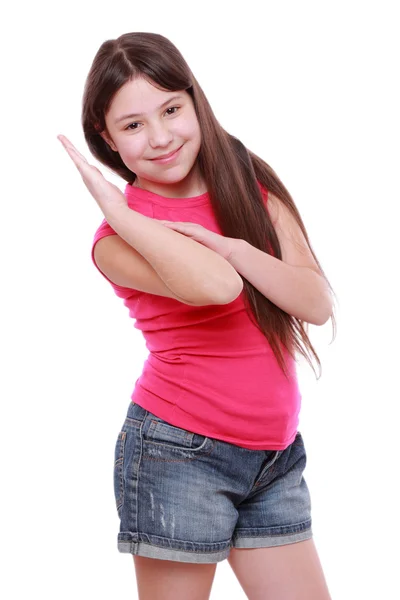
{"left": 213, "top": 273, "right": 244, "bottom": 305}
{"left": 312, "top": 313, "right": 331, "bottom": 327}
{"left": 311, "top": 296, "right": 334, "bottom": 326}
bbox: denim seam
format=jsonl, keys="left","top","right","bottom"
{"left": 233, "top": 519, "right": 312, "bottom": 537}
{"left": 119, "top": 531, "right": 231, "bottom": 551}
{"left": 142, "top": 439, "right": 216, "bottom": 462}
{"left": 116, "top": 431, "right": 127, "bottom": 512}
{"left": 148, "top": 419, "right": 194, "bottom": 446}
{"left": 253, "top": 450, "right": 282, "bottom": 488}
{"left": 135, "top": 411, "right": 148, "bottom": 536}
{"left": 125, "top": 416, "right": 142, "bottom": 428}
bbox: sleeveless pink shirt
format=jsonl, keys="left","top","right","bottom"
{"left": 91, "top": 182, "right": 301, "bottom": 450}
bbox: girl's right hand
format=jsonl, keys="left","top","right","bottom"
{"left": 57, "top": 134, "right": 128, "bottom": 215}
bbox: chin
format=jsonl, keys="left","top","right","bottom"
{"left": 154, "top": 164, "right": 195, "bottom": 183}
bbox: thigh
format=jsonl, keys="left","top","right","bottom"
{"left": 228, "top": 539, "right": 331, "bottom": 600}
{"left": 133, "top": 556, "right": 217, "bottom": 600}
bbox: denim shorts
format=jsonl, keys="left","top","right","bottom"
{"left": 113, "top": 401, "right": 312, "bottom": 564}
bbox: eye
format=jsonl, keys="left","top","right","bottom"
{"left": 165, "top": 106, "right": 180, "bottom": 115}
{"left": 124, "top": 106, "right": 180, "bottom": 131}
{"left": 125, "top": 122, "right": 140, "bottom": 131}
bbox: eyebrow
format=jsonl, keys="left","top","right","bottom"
{"left": 114, "top": 95, "right": 184, "bottom": 124}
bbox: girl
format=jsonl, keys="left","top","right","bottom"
{"left": 58, "top": 32, "right": 335, "bottom": 600}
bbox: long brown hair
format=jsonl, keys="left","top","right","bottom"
{"left": 82, "top": 32, "right": 336, "bottom": 378}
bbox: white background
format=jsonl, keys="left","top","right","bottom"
{"left": 2, "top": 1, "right": 399, "bottom": 598}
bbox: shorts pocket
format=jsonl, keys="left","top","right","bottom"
{"left": 143, "top": 417, "right": 213, "bottom": 456}
{"left": 113, "top": 431, "right": 127, "bottom": 514}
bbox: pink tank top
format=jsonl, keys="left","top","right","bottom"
{"left": 91, "top": 182, "right": 301, "bottom": 450}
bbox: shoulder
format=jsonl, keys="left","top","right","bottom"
{"left": 255, "top": 181, "right": 289, "bottom": 226}
{"left": 264, "top": 191, "right": 280, "bottom": 218}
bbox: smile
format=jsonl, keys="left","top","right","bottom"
{"left": 150, "top": 145, "right": 184, "bottom": 164}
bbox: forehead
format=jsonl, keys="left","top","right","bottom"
{"left": 108, "top": 77, "right": 187, "bottom": 119}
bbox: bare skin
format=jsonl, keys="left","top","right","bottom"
{"left": 133, "top": 556, "right": 217, "bottom": 600}
{"left": 132, "top": 539, "right": 331, "bottom": 600}
{"left": 59, "top": 82, "right": 331, "bottom": 600}
{"left": 227, "top": 539, "right": 332, "bottom": 600}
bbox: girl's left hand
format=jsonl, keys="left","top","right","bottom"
{"left": 158, "top": 220, "right": 236, "bottom": 261}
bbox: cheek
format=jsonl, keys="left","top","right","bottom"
{"left": 190, "top": 125, "right": 202, "bottom": 155}
{"left": 186, "top": 119, "right": 201, "bottom": 140}
{"left": 178, "top": 120, "right": 201, "bottom": 154}
{"left": 117, "top": 139, "right": 143, "bottom": 163}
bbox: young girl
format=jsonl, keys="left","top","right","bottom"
{"left": 58, "top": 32, "right": 334, "bottom": 600}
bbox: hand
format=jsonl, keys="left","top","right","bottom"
{"left": 157, "top": 220, "right": 237, "bottom": 261}
{"left": 57, "top": 134, "right": 128, "bottom": 214}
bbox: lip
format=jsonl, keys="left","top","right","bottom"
{"left": 150, "top": 145, "right": 183, "bottom": 163}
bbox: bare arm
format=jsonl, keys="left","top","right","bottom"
{"left": 226, "top": 193, "right": 333, "bottom": 325}
{"left": 103, "top": 204, "right": 244, "bottom": 305}
{"left": 57, "top": 134, "right": 243, "bottom": 306}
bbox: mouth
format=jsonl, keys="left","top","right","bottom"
{"left": 149, "top": 144, "right": 184, "bottom": 163}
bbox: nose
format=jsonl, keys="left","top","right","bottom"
{"left": 147, "top": 121, "right": 174, "bottom": 148}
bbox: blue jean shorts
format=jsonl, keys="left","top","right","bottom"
{"left": 113, "top": 401, "right": 312, "bottom": 564}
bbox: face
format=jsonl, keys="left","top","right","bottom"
{"left": 101, "top": 77, "right": 205, "bottom": 198}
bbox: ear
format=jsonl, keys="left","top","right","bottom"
{"left": 99, "top": 130, "right": 118, "bottom": 152}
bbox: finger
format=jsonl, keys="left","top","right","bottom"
{"left": 57, "top": 136, "right": 106, "bottom": 186}
{"left": 57, "top": 135, "right": 88, "bottom": 162}
{"left": 57, "top": 135, "right": 89, "bottom": 168}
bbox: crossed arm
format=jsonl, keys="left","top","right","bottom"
{"left": 104, "top": 192, "right": 333, "bottom": 325}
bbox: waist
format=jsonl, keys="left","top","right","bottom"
{"left": 132, "top": 350, "right": 301, "bottom": 449}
